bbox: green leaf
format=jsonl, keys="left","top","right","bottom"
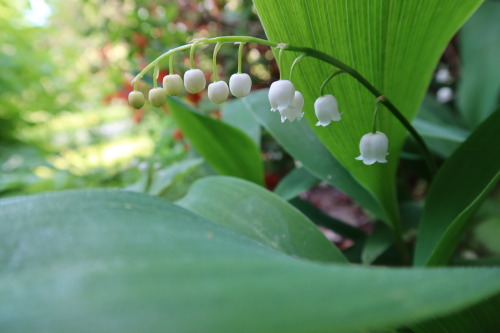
{"left": 176, "top": 176, "right": 346, "bottom": 263}
{"left": 274, "top": 167, "right": 318, "bottom": 201}
{"left": 148, "top": 158, "right": 203, "bottom": 196}
{"left": 2, "top": 189, "right": 500, "bottom": 332}
{"left": 254, "top": 0, "right": 482, "bottom": 226}
{"left": 411, "top": 295, "right": 500, "bottom": 333}
{"left": 242, "top": 90, "right": 387, "bottom": 222}
{"left": 362, "top": 223, "right": 394, "bottom": 265}
{"left": 457, "top": 0, "right": 500, "bottom": 128}
{"left": 168, "top": 97, "right": 264, "bottom": 185}
{"left": 222, "top": 97, "right": 261, "bottom": 146}
{"left": 414, "top": 110, "right": 500, "bottom": 266}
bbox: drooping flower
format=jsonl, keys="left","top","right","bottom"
{"left": 279, "top": 91, "right": 304, "bottom": 123}
{"left": 163, "top": 74, "right": 184, "bottom": 96}
{"left": 268, "top": 80, "right": 295, "bottom": 112}
{"left": 128, "top": 91, "right": 145, "bottom": 109}
{"left": 355, "top": 131, "right": 389, "bottom": 165}
{"left": 184, "top": 69, "right": 206, "bottom": 94}
{"left": 229, "top": 73, "right": 252, "bottom": 98}
{"left": 208, "top": 80, "right": 229, "bottom": 104}
{"left": 148, "top": 87, "right": 166, "bottom": 107}
{"left": 314, "top": 94, "right": 341, "bottom": 127}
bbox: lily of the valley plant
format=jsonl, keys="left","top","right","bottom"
{"left": 128, "top": 36, "right": 436, "bottom": 172}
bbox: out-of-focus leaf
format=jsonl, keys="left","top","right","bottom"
{"left": 362, "top": 223, "right": 393, "bottom": 265}
{"left": 457, "top": 0, "right": 500, "bottom": 128}
{"left": 222, "top": 97, "right": 261, "bottom": 146}
{"left": 412, "top": 118, "right": 469, "bottom": 158}
{"left": 274, "top": 167, "right": 318, "bottom": 201}
{"left": 2, "top": 189, "right": 500, "bottom": 332}
{"left": 168, "top": 97, "right": 264, "bottom": 185}
{"left": 148, "top": 158, "right": 203, "bottom": 196}
{"left": 414, "top": 110, "right": 500, "bottom": 266}
{"left": 475, "top": 217, "right": 500, "bottom": 255}
{"left": 254, "top": 0, "right": 482, "bottom": 228}
{"left": 411, "top": 295, "right": 500, "bottom": 333}
{"left": 176, "top": 176, "right": 346, "bottom": 263}
{"left": 242, "top": 90, "right": 387, "bottom": 222}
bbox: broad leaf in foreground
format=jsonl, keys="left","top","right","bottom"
{"left": 1, "top": 190, "right": 500, "bottom": 332}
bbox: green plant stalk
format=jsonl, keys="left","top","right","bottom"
{"left": 319, "top": 70, "right": 345, "bottom": 96}
{"left": 289, "top": 54, "right": 306, "bottom": 82}
{"left": 131, "top": 36, "right": 436, "bottom": 177}
{"left": 212, "top": 42, "right": 223, "bottom": 82}
{"left": 237, "top": 42, "right": 244, "bottom": 73}
{"left": 169, "top": 54, "right": 174, "bottom": 74}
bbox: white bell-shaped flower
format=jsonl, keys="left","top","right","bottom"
{"left": 314, "top": 94, "right": 341, "bottom": 127}
{"left": 208, "top": 80, "right": 229, "bottom": 104}
{"left": 184, "top": 69, "right": 206, "bottom": 94}
{"left": 128, "top": 91, "right": 145, "bottom": 109}
{"left": 355, "top": 131, "right": 389, "bottom": 165}
{"left": 279, "top": 91, "right": 304, "bottom": 123}
{"left": 163, "top": 74, "right": 184, "bottom": 96}
{"left": 148, "top": 87, "right": 166, "bottom": 107}
{"left": 229, "top": 73, "right": 252, "bottom": 98}
{"left": 268, "top": 80, "right": 295, "bottom": 112}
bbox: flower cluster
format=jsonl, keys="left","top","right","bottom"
{"left": 127, "top": 40, "right": 390, "bottom": 166}
{"left": 128, "top": 70, "right": 252, "bottom": 110}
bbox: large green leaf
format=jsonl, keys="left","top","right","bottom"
{"left": 414, "top": 110, "right": 500, "bottom": 266}
{"left": 457, "top": 0, "right": 500, "bottom": 128}
{"left": 254, "top": 0, "right": 482, "bottom": 226}
{"left": 168, "top": 97, "right": 264, "bottom": 185}
{"left": 242, "top": 90, "right": 387, "bottom": 222}
{"left": 2, "top": 189, "right": 500, "bottom": 332}
{"left": 274, "top": 167, "right": 319, "bottom": 201}
{"left": 176, "top": 176, "right": 345, "bottom": 263}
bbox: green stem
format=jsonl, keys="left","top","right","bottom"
{"left": 289, "top": 54, "right": 306, "bottom": 82}
{"left": 212, "top": 42, "right": 223, "bottom": 82}
{"left": 372, "top": 98, "right": 382, "bottom": 133}
{"left": 131, "top": 35, "right": 437, "bottom": 177}
{"left": 190, "top": 41, "right": 200, "bottom": 69}
{"left": 169, "top": 54, "right": 174, "bottom": 74}
{"left": 153, "top": 64, "right": 159, "bottom": 88}
{"left": 278, "top": 47, "right": 285, "bottom": 80}
{"left": 237, "top": 42, "right": 245, "bottom": 73}
{"left": 319, "top": 70, "right": 344, "bottom": 96}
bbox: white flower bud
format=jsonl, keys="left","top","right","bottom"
{"left": 314, "top": 94, "right": 341, "bottom": 127}
{"left": 279, "top": 91, "right": 304, "bottom": 123}
{"left": 128, "top": 91, "right": 145, "bottom": 109}
{"left": 184, "top": 69, "right": 206, "bottom": 94}
{"left": 355, "top": 131, "right": 389, "bottom": 165}
{"left": 163, "top": 74, "right": 184, "bottom": 96}
{"left": 148, "top": 87, "right": 166, "bottom": 107}
{"left": 268, "top": 80, "right": 295, "bottom": 112}
{"left": 229, "top": 73, "right": 252, "bottom": 98}
{"left": 208, "top": 81, "right": 229, "bottom": 104}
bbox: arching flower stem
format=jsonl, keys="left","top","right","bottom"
{"left": 372, "top": 96, "right": 384, "bottom": 134}
{"left": 289, "top": 54, "right": 306, "bottom": 82}
{"left": 236, "top": 42, "right": 245, "bottom": 74}
{"left": 319, "top": 69, "right": 345, "bottom": 96}
{"left": 212, "top": 42, "right": 223, "bottom": 82}
{"left": 169, "top": 54, "right": 174, "bottom": 74}
{"left": 153, "top": 64, "right": 159, "bottom": 88}
{"left": 131, "top": 35, "right": 436, "bottom": 177}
